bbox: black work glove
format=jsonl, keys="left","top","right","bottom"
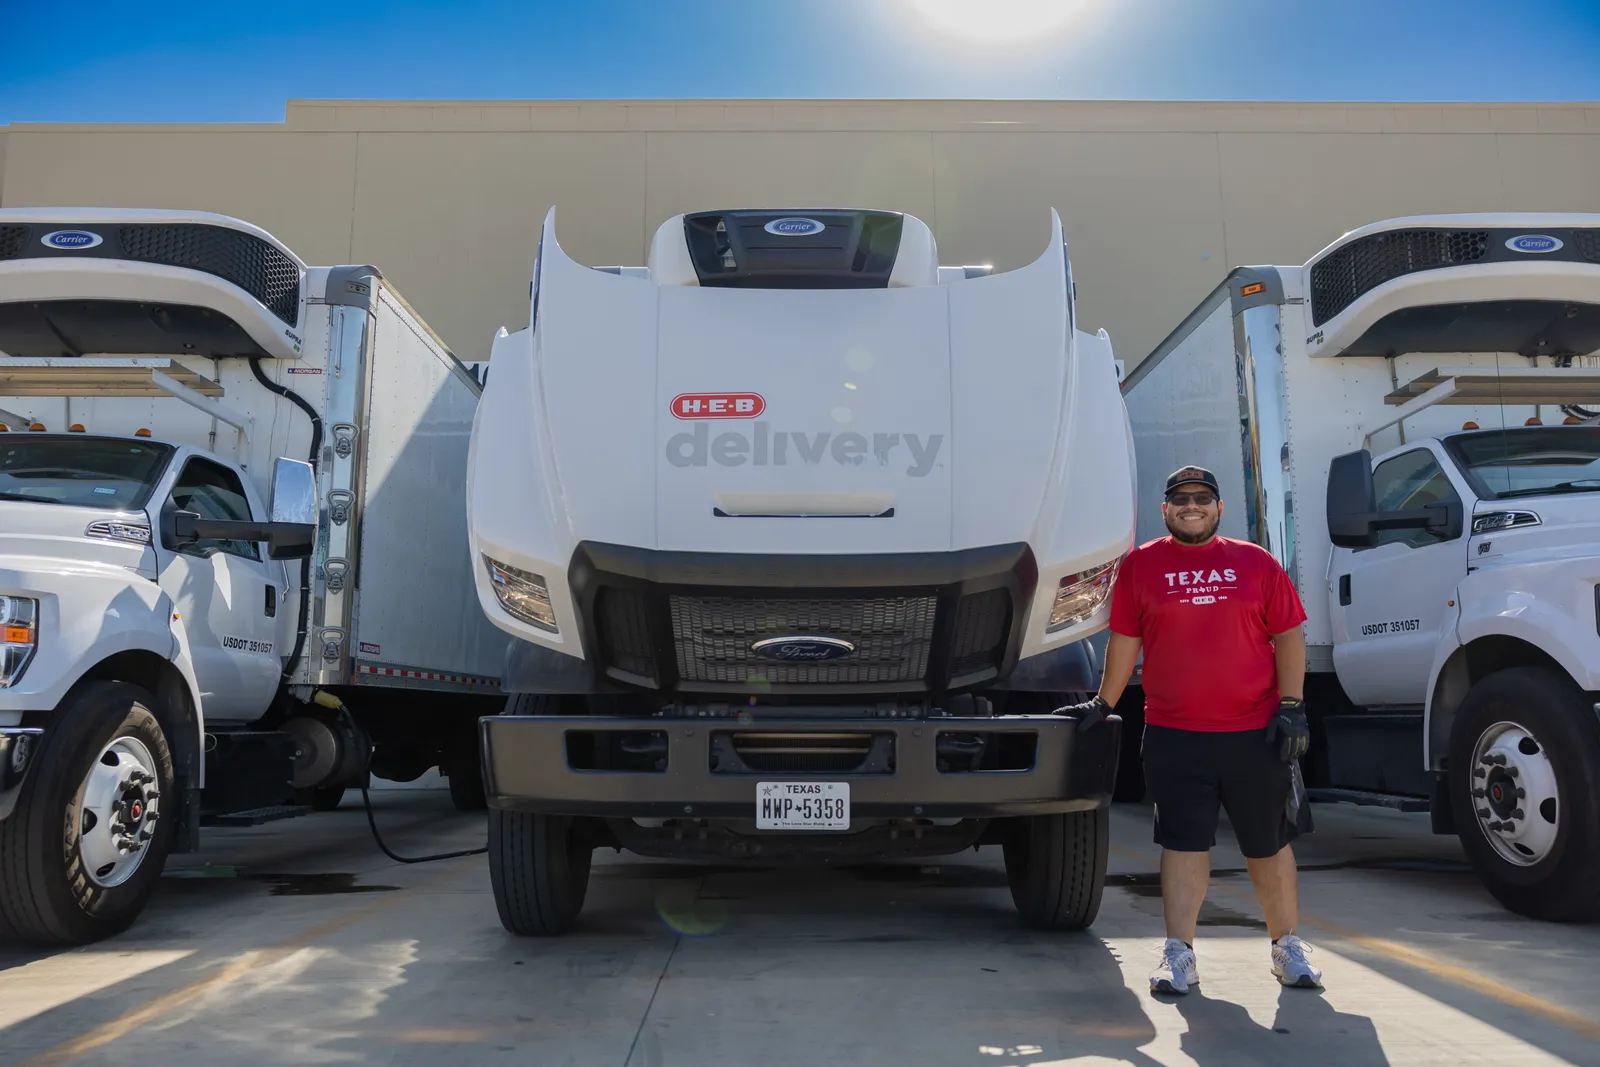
{"left": 1265, "top": 696, "right": 1310, "bottom": 763}
{"left": 1056, "top": 694, "right": 1112, "bottom": 733}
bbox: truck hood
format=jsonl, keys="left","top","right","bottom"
{"left": 1468, "top": 493, "right": 1600, "bottom": 569}
{"left": 482, "top": 211, "right": 1103, "bottom": 557}
{"left": 0, "top": 502, "right": 156, "bottom": 582}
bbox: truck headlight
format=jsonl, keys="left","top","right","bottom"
{"left": 1046, "top": 559, "right": 1120, "bottom": 633}
{"left": 484, "top": 557, "right": 559, "bottom": 633}
{"left": 1, "top": 596, "right": 38, "bottom": 688}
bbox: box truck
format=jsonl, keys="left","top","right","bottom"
{"left": 1123, "top": 214, "right": 1600, "bottom": 921}
{"left": 466, "top": 208, "right": 1134, "bottom": 934}
{"left": 0, "top": 209, "right": 506, "bottom": 944}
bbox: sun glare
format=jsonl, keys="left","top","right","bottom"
{"left": 904, "top": 0, "right": 1093, "bottom": 44}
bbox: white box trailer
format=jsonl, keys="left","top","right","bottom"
{"left": 1123, "top": 214, "right": 1600, "bottom": 920}
{"left": 0, "top": 209, "right": 506, "bottom": 944}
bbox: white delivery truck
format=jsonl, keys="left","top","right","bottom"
{"left": 466, "top": 208, "right": 1135, "bottom": 934}
{"left": 0, "top": 209, "right": 506, "bottom": 944}
{"left": 1123, "top": 213, "right": 1600, "bottom": 921}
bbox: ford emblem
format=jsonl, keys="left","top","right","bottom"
{"left": 40, "top": 229, "right": 104, "bottom": 250}
{"left": 750, "top": 635, "right": 857, "bottom": 662}
{"left": 1506, "top": 234, "right": 1563, "bottom": 254}
{"left": 764, "top": 217, "right": 825, "bottom": 237}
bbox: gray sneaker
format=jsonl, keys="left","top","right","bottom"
{"left": 1271, "top": 934, "right": 1323, "bottom": 988}
{"left": 1150, "top": 938, "right": 1199, "bottom": 995}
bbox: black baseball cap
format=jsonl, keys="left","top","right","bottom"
{"left": 1165, "top": 466, "right": 1221, "bottom": 498}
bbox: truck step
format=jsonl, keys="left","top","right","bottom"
{"left": 1306, "top": 788, "right": 1429, "bottom": 813}
{"left": 203, "top": 804, "right": 316, "bottom": 827}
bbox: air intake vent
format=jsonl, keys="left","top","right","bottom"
{"left": 0, "top": 226, "right": 29, "bottom": 261}
{"left": 1310, "top": 229, "right": 1489, "bottom": 326}
{"left": 119, "top": 224, "right": 302, "bottom": 327}
{"left": 682, "top": 209, "right": 907, "bottom": 289}
{"left": 1573, "top": 229, "right": 1600, "bottom": 265}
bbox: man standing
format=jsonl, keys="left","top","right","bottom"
{"left": 1068, "top": 465, "right": 1322, "bottom": 994}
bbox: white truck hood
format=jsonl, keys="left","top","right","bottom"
{"left": 477, "top": 209, "right": 1103, "bottom": 559}
{"left": 0, "top": 501, "right": 155, "bottom": 579}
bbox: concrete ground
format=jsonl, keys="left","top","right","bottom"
{"left": 1, "top": 793, "right": 1596, "bottom": 1067}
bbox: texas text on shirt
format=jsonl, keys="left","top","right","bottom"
{"left": 1108, "top": 535, "right": 1308, "bottom": 732}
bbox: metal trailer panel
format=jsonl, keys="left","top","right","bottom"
{"left": 348, "top": 282, "right": 507, "bottom": 690}
{"left": 1122, "top": 288, "right": 1250, "bottom": 548}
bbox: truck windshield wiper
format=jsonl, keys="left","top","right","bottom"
{"left": 1498, "top": 480, "right": 1600, "bottom": 499}
{"left": 0, "top": 491, "right": 51, "bottom": 502}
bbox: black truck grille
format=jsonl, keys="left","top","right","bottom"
{"left": 120, "top": 225, "right": 302, "bottom": 327}
{"left": 574, "top": 542, "right": 1034, "bottom": 694}
{"left": 669, "top": 595, "right": 937, "bottom": 684}
{"left": 1310, "top": 229, "right": 1489, "bottom": 326}
{"left": 0, "top": 226, "right": 28, "bottom": 260}
{"left": 947, "top": 588, "right": 1011, "bottom": 677}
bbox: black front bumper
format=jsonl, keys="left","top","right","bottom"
{"left": 481, "top": 712, "right": 1120, "bottom": 819}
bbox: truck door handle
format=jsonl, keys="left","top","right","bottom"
{"left": 1339, "top": 574, "right": 1351, "bottom": 606}
{"left": 265, "top": 585, "right": 277, "bottom": 618}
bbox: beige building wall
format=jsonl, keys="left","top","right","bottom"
{"left": 4, "top": 99, "right": 1600, "bottom": 367}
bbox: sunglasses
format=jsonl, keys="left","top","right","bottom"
{"left": 1166, "top": 492, "right": 1217, "bottom": 507}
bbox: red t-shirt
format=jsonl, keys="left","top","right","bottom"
{"left": 1108, "top": 535, "right": 1307, "bottom": 731}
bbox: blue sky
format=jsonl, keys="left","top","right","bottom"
{"left": 2, "top": 0, "right": 1598, "bottom": 123}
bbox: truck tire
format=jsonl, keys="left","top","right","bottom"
{"left": 1448, "top": 666, "right": 1600, "bottom": 922}
{"left": 488, "top": 810, "right": 592, "bottom": 935}
{"left": 0, "top": 682, "right": 176, "bottom": 945}
{"left": 486, "top": 692, "right": 591, "bottom": 935}
{"left": 446, "top": 756, "right": 487, "bottom": 812}
{"left": 310, "top": 787, "right": 346, "bottom": 811}
{"left": 1003, "top": 805, "right": 1109, "bottom": 931}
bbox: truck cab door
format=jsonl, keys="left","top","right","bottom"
{"left": 155, "top": 455, "right": 281, "bottom": 721}
{"left": 1330, "top": 445, "right": 1469, "bottom": 706}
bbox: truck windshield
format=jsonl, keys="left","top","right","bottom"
{"left": 1445, "top": 427, "right": 1600, "bottom": 499}
{"left": 0, "top": 435, "right": 173, "bottom": 510}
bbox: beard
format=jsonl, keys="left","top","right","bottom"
{"left": 1165, "top": 510, "right": 1220, "bottom": 545}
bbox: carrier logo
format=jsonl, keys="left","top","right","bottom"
{"left": 764, "top": 217, "right": 825, "bottom": 237}
{"left": 671, "top": 392, "right": 766, "bottom": 419}
{"left": 41, "top": 230, "right": 104, "bottom": 250}
{"left": 1506, "top": 234, "right": 1563, "bottom": 254}
{"left": 750, "top": 636, "right": 856, "bottom": 662}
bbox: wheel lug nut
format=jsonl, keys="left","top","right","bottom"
{"left": 1504, "top": 767, "right": 1519, "bottom": 778}
{"left": 1477, "top": 808, "right": 1491, "bottom": 818}
{"left": 1515, "top": 788, "right": 1525, "bottom": 798}
{"left": 1473, "top": 768, "right": 1486, "bottom": 779}
{"left": 1511, "top": 809, "right": 1524, "bottom": 820}
{"left": 1472, "top": 788, "right": 1486, "bottom": 798}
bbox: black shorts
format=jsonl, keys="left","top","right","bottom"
{"left": 1141, "top": 724, "right": 1305, "bottom": 859}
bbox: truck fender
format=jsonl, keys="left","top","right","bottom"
{"left": 160, "top": 609, "right": 209, "bottom": 788}
{"left": 1426, "top": 609, "right": 1592, "bottom": 772}
{"left": 1423, "top": 630, "right": 1468, "bottom": 771}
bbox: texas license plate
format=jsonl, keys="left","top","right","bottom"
{"left": 756, "top": 781, "right": 850, "bottom": 831}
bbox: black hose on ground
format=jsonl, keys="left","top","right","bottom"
{"left": 249, "top": 357, "right": 323, "bottom": 683}
{"left": 358, "top": 783, "right": 488, "bottom": 864}
{"left": 320, "top": 699, "right": 487, "bottom": 864}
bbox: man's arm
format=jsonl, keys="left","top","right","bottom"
{"left": 1098, "top": 632, "right": 1143, "bottom": 707}
{"left": 1272, "top": 625, "right": 1306, "bottom": 701}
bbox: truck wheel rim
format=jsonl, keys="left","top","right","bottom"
{"left": 1470, "top": 720, "right": 1558, "bottom": 867}
{"left": 77, "top": 736, "right": 161, "bottom": 888}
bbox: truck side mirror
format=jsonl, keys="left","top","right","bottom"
{"left": 1326, "top": 451, "right": 1379, "bottom": 548}
{"left": 269, "top": 458, "right": 317, "bottom": 526}
{"left": 1326, "top": 449, "right": 1464, "bottom": 548}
